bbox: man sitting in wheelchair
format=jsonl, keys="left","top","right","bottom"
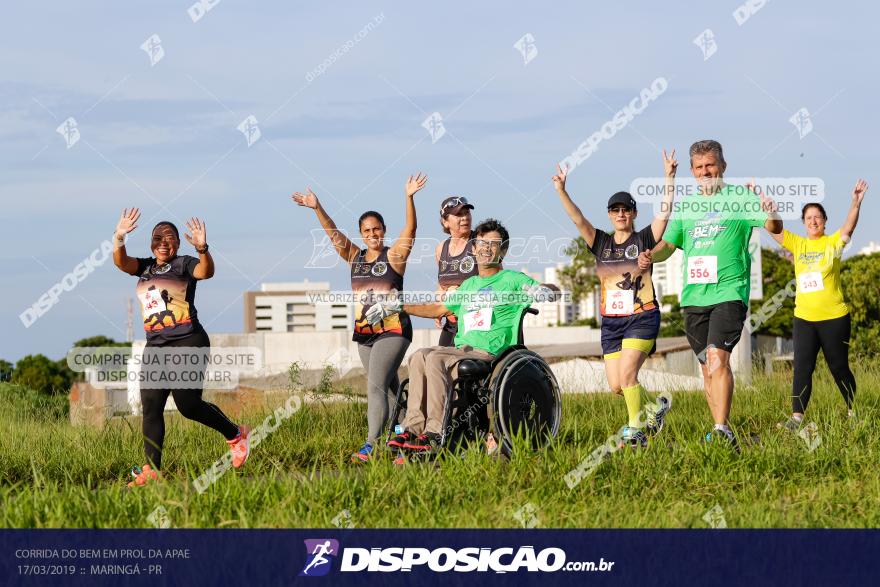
{"left": 365, "top": 218, "right": 558, "bottom": 457}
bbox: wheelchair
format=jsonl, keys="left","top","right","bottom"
{"left": 387, "top": 307, "right": 562, "bottom": 457}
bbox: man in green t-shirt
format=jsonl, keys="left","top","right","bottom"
{"left": 638, "top": 140, "right": 782, "bottom": 449}
{"left": 365, "top": 218, "right": 557, "bottom": 456}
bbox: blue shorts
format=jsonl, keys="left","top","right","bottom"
{"left": 600, "top": 309, "right": 661, "bottom": 357}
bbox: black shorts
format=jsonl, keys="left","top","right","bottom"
{"left": 600, "top": 309, "right": 660, "bottom": 356}
{"left": 683, "top": 301, "right": 747, "bottom": 362}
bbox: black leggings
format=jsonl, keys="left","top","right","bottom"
{"left": 792, "top": 314, "right": 856, "bottom": 414}
{"left": 141, "top": 329, "right": 239, "bottom": 469}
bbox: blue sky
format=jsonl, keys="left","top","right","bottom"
{"left": 2, "top": 1, "right": 877, "bottom": 362}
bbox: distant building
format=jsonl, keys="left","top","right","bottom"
{"left": 244, "top": 281, "right": 353, "bottom": 333}
{"left": 860, "top": 241, "right": 880, "bottom": 256}
{"left": 520, "top": 265, "right": 595, "bottom": 327}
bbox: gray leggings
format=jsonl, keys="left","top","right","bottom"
{"left": 358, "top": 336, "right": 411, "bottom": 443}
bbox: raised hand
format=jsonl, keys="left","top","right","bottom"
{"left": 115, "top": 208, "right": 141, "bottom": 240}
{"left": 405, "top": 173, "right": 428, "bottom": 198}
{"left": 852, "top": 179, "right": 868, "bottom": 205}
{"left": 760, "top": 192, "right": 778, "bottom": 215}
{"left": 184, "top": 217, "right": 207, "bottom": 250}
{"left": 292, "top": 188, "right": 319, "bottom": 209}
{"left": 663, "top": 149, "right": 678, "bottom": 178}
{"left": 552, "top": 163, "right": 568, "bottom": 192}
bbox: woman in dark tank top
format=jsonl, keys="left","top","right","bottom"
{"left": 435, "top": 196, "right": 478, "bottom": 346}
{"left": 292, "top": 174, "right": 427, "bottom": 463}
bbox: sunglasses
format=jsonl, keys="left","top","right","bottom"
{"left": 441, "top": 196, "right": 469, "bottom": 215}
{"left": 608, "top": 206, "right": 634, "bottom": 215}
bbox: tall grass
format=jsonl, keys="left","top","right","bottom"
{"left": 1, "top": 361, "right": 877, "bottom": 528}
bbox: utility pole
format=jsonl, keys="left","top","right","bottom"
{"left": 126, "top": 297, "right": 133, "bottom": 343}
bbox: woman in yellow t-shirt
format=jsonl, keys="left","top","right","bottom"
{"left": 770, "top": 179, "right": 868, "bottom": 429}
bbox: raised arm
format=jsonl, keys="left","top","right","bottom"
{"left": 840, "top": 179, "right": 868, "bottom": 242}
{"left": 112, "top": 208, "right": 141, "bottom": 275}
{"left": 760, "top": 190, "right": 783, "bottom": 235}
{"left": 553, "top": 164, "right": 597, "bottom": 248}
{"left": 388, "top": 172, "right": 428, "bottom": 274}
{"left": 651, "top": 149, "right": 678, "bottom": 242}
{"left": 292, "top": 188, "right": 359, "bottom": 264}
{"left": 184, "top": 217, "right": 214, "bottom": 280}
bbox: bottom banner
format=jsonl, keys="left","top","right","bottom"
{"left": 1, "top": 529, "right": 876, "bottom": 585}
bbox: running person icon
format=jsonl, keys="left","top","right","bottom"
{"left": 302, "top": 541, "right": 335, "bottom": 575}
{"left": 770, "top": 180, "right": 867, "bottom": 429}
{"left": 552, "top": 150, "right": 678, "bottom": 446}
{"left": 112, "top": 210, "right": 250, "bottom": 486}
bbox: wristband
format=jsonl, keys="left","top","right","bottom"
{"left": 196, "top": 243, "right": 210, "bottom": 254}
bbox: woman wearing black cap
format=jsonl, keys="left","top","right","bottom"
{"left": 435, "top": 196, "right": 478, "bottom": 346}
{"left": 552, "top": 152, "right": 678, "bottom": 447}
{"left": 112, "top": 209, "right": 250, "bottom": 487}
{"left": 292, "top": 174, "right": 427, "bottom": 463}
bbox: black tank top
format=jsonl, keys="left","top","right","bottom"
{"left": 438, "top": 235, "right": 478, "bottom": 289}
{"left": 350, "top": 247, "right": 412, "bottom": 345}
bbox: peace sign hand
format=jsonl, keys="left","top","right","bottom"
{"left": 292, "top": 188, "right": 319, "bottom": 209}
{"left": 663, "top": 149, "right": 678, "bottom": 178}
{"left": 852, "top": 179, "right": 868, "bottom": 205}
{"left": 552, "top": 163, "right": 568, "bottom": 192}
{"left": 405, "top": 172, "right": 428, "bottom": 198}
{"left": 115, "top": 208, "right": 141, "bottom": 241}
{"left": 184, "top": 217, "right": 207, "bottom": 249}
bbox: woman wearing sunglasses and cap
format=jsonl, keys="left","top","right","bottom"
{"left": 435, "top": 196, "right": 478, "bottom": 346}
{"left": 552, "top": 151, "right": 678, "bottom": 447}
{"left": 292, "top": 173, "right": 428, "bottom": 463}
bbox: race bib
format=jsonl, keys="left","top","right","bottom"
{"left": 687, "top": 256, "right": 718, "bottom": 284}
{"left": 798, "top": 271, "right": 824, "bottom": 293}
{"left": 463, "top": 307, "right": 492, "bottom": 332}
{"left": 604, "top": 289, "right": 634, "bottom": 315}
{"left": 139, "top": 289, "right": 166, "bottom": 315}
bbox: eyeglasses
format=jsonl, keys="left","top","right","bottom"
{"left": 441, "top": 196, "right": 469, "bottom": 214}
{"left": 474, "top": 238, "right": 503, "bottom": 248}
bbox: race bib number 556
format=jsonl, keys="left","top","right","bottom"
{"left": 687, "top": 256, "right": 718, "bottom": 284}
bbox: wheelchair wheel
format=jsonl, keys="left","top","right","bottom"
{"left": 386, "top": 378, "right": 409, "bottom": 441}
{"left": 489, "top": 349, "right": 561, "bottom": 456}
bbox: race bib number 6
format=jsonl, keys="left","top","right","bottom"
{"left": 604, "top": 289, "right": 634, "bottom": 315}
{"left": 687, "top": 256, "right": 718, "bottom": 284}
{"left": 798, "top": 271, "right": 824, "bottom": 293}
{"left": 463, "top": 307, "right": 492, "bottom": 332}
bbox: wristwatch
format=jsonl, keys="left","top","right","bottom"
{"left": 196, "top": 243, "right": 210, "bottom": 254}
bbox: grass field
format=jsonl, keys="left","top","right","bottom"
{"left": 1, "top": 362, "right": 878, "bottom": 529}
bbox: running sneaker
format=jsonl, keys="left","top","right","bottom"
{"left": 777, "top": 416, "right": 803, "bottom": 432}
{"left": 227, "top": 425, "right": 250, "bottom": 468}
{"left": 646, "top": 396, "right": 671, "bottom": 437}
{"left": 619, "top": 426, "right": 648, "bottom": 448}
{"left": 702, "top": 429, "right": 740, "bottom": 452}
{"left": 387, "top": 430, "right": 416, "bottom": 449}
{"left": 403, "top": 432, "right": 442, "bottom": 455}
{"left": 392, "top": 451, "right": 407, "bottom": 466}
{"left": 127, "top": 464, "right": 159, "bottom": 488}
{"left": 351, "top": 442, "right": 374, "bottom": 464}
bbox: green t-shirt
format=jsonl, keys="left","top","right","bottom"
{"left": 662, "top": 184, "right": 767, "bottom": 307}
{"left": 443, "top": 269, "right": 538, "bottom": 356}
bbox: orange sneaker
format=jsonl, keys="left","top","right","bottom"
{"left": 127, "top": 464, "right": 159, "bottom": 488}
{"left": 227, "top": 426, "right": 250, "bottom": 468}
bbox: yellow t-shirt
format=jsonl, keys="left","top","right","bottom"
{"left": 781, "top": 229, "right": 849, "bottom": 321}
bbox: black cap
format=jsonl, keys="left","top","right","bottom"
{"left": 607, "top": 191, "right": 636, "bottom": 210}
{"left": 440, "top": 196, "right": 474, "bottom": 217}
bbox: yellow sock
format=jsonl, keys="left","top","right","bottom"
{"left": 622, "top": 384, "right": 643, "bottom": 428}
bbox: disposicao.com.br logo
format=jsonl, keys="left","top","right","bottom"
{"left": 299, "top": 540, "right": 614, "bottom": 575}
